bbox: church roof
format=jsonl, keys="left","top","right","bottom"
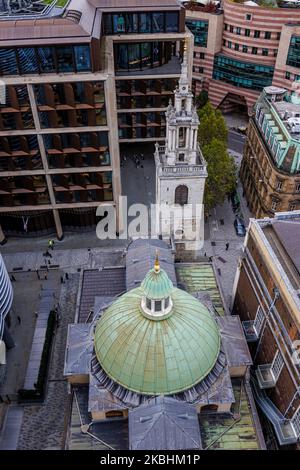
{"left": 94, "top": 269, "right": 221, "bottom": 395}
{"left": 141, "top": 267, "right": 173, "bottom": 300}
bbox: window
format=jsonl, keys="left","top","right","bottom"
{"left": 223, "top": 39, "right": 226, "bottom": 47}
{"left": 242, "top": 45, "right": 248, "bottom": 53}
{"left": 276, "top": 180, "right": 283, "bottom": 191}
{"left": 265, "top": 31, "right": 271, "bottom": 40}
{"left": 56, "top": 46, "right": 74, "bottom": 73}
{"left": 228, "top": 41, "right": 232, "bottom": 49}
{"left": 287, "top": 36, "right": 300, "bottom": 68}
{"left": 245, "top": 28, "right": 250, "bottom": 37}
{"left": 199, "top": 67, "right": 204, "bottom": 73}
{"left": 253, "top": 306, "right": 265, "bottom": 337}
{"left": 270, "top": 350, "right": 284, "bottom": 382}
{"left": 245, "top": 13, "right": 252, "bottom": 21}
{"left": 152, "top": 13, "right": 164, "bottom": 33}
{"left": 273, "top": 50, "right": 278, "bottom": 57}
{"left": 289, "top": 203, "right": 296, "bottom": 211}
{"left": 235, "top": 44, "right": 239, "bottom": 51}
{"left": 165, "top": 297, "right": 169, "bottom": 309}
{"left": 212, "top": 55, "right": 274, "bottom": 91}
{"left": 154, "top": 300, "right": 162, "bottom": 312}
{"left": 193, "top": 51, "right": 197, "bottom": 58}
{"left": 186, "top": 20, "right": 209, "bottom": 47}
{"left": 252, "top": 47, "right": 258, "bottom": 55}
{"left": 296, "top": 182, "right": 300, "bottom": 192}
{"left": 286, "top": 71, "right": 291, "bottom": 80}
{"left": 254, "top": 30, "right": 260, "bottom": 39}
{"left": 146, "top": 298, "right": 151, "bottom": 310}
{"left": 236, "top": 27, "right": 241, "bottom": 35}
{"left": 262, "top": 48, "right": 269, "bottom": 57}
{"left": 175, "top": 185, "right": 188, "bottom": 205}
{"left": 200, "top": 52, "right": 205, "bottom": 59}
{"left": 224, "top": 23, "right": 228, "bottom": 31}
{"left": 277, "top": 32, "right": 281, "bottom": 41}
{"left": 74, "top": 45, "right": 91, "bottom": 72}
{"left": 230, "top": 25, "right": 234, "bottom": 33}
{"left": 271, "top": 199, "right": 279, "bottom": 211}
{"left": 36, "top": 47, "right": 55, "bottom": 73}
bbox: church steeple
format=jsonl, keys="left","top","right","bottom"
{"left": 165, "top": 41, "right": 199, "bottom": 166}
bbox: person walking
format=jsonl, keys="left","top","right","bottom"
{"left": 10, "top": 275, "right": 16, "bottom": 282}
{"left": 17, "top": 316, "right": 21, "bottom": 325}
{"left": 225, "top": 242, "right": 230, "bottom": 251}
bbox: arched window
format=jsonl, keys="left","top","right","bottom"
{"left": 175, "top": 185, "right": 188, "bottom": 206}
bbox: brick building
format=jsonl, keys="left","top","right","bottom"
{"left": 232, "top": 211, "right": 300, "bottom": 448}
{"left": 185, "top": 0, "right": 300, "bottom": 115}
{"left": 240, "top": 85, "right": 300, "bottom": 218}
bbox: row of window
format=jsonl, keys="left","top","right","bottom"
{"left": 192, "top": 66, "right": 204, "bottom": 74}
{"left": 114, "top": 42, "right": 173, "bottom": 72}
{"left": 224, "top": 24, "right": 280, "bottom": 41}
{"left": 0, "top": 45, "right": 92, "bottom": 76}
{"left": 193, "top": 52, "right": 205, "bottom": 60}
{"left": 213, "top": 55, "right": 274, "bottom": 91}
{"left": 102, "top": 11, "right": 179, "bottom": 35}
{"left": 223, "top": 40, "right": 277, "bottom": 57}
{"left": 186, "top": 20, "right": 208, "bottom": 48}
{"left": 285, "top": 71, "right": 300, "bottom": 81}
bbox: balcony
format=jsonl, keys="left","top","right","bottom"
{"left": 251, "top": 376, "right": 298, "bottom": 446}
{"left": 242, "top": 320, "right": 259, "bottom": 342}
{"left": 256, "top": 364, "right": 277, "bottom": 389}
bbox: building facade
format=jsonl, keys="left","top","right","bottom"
{"left": 232, "top": 211, "right": 300, "bottom": 448}
{"left": 185, "top": 0, "right": 300, "bottom": 114}
{"left": 0, "top": 0, "right": 192, "bottom": 241}
{"left": 155, "top": 44, "right": 207, "bottom": 251}
{"left": 240, "top": 85, "right": 300, "bottom": 218}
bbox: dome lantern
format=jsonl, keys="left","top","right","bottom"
{"left": 140, "top": 252, "right": 174, "bottom": 320}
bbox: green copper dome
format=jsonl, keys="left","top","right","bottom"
{"left": 141, "top": 267, "right": 173, "bottom": 300}
{"left": 94, "top": 273, "right": 221, "bottom": 395}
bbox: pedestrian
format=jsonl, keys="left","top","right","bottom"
{"left": 60, "top": 276, "right": 64, "bottom": 284}
{"left": 10, "top": 275, "right": 16, "bottom": 282}
{"left": 204, "top": 252, "right": 207, "bottom": 257}
{"left": 17, "top": 315, "right": 21, "bottom": 325}
{"left": 225, "top": 242, "right": 230, "bottom": 251}
{"left": 65, "top": 272, "right": 69, "bottom": 280}
{"left": 48, "top": 259, "right": 51, "bottom": 265}
{"left": 35, "top": 311, "right": 38, "bottom": 318}
{"left": 44, "top": 273, "right": 48, "bottom": 280}
{"left": 209, "top": 256, "right": 212, "bottom": 262}
{"left": 36, "top": 270, "right": 40, "bottom": 280}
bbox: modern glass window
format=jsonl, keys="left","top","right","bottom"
{"left": 114, "top": 42, "right": 172, "bottom": 72}
{"left": 140, "top": 13, "right": 151, "bottom": 33}
{"left": 254, "top": 30, "right": 260, "bottom": 38}
{"left": 165, "top": 12, "right": 179, "bottom": 32}
{"left": 0, "top": 49, "right": 18, "bottom": 76}
{"left": 262, "top": 48, "right": 269, "bottom": 56}
{"left": 265, "top": 31, "right": 271, "bottom": 39}
{"left": 152, "top": 12, "right": 164, "bottom": 33}
{"left": 186, "top": 20, "right": 209, "bottom": 47}
{"left": 56, "top": 46, "right": 74, "bottom": 73}
{"left": 125, "top": 13, "right": 139, "bottom": 33}
{"left": 213, "top": 55, "right": 274, "bottom": 91}
{"left": 287, "top": 36, "right": 300, "bottom": 68}
{"left": 74, "top": 45, "right": 91, "bottom": 72}
{"left": 245, "top": 28, "right": 250, "bottom": 37}
{"left": 17, "top": 48, "right": 39, "bottom": 74}
{"left": 36, "top": 47, "right": 56, "bottom": 73}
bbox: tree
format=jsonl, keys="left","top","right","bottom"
{"left": 196, "top": 90, "right": 208, "bottom": 109}
{"left": 198, "top": 102, "right": 228, "bottom": 147}
{"left": 202, "top": 138, "right": 237, "bottom": 210}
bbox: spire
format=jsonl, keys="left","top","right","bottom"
{"left": 154, "top": 250, "right": 160, "bottom": 273}
{"left": 179, "top": 38, "right": 189, "bottom": 92}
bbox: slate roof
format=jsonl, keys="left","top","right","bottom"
{"left": 129, "top": 396, "right": 202, "bottom": 450}
{"left": 216, "top": 316, "right": 252, "bottom": 369}
{"left": 272, "top": 219, "right": 300, "bottom": 274}
{"left": 126, "top": 239, "right": 176, "bottom": 291}
{"left": 64, "top": 323, "right": 94, "bottom": 377}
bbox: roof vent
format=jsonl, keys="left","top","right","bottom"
{"left": 64, "top": 9, "right": 82, "bottom": 23}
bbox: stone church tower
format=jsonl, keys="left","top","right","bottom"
{"left": 154, "top": 45, "right": 207, "bottom": 252}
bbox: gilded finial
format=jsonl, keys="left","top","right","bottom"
{"left": 154, "top": 250, "right": 160, "bottom": 273}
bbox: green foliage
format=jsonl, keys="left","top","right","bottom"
{"left": 18, "top": 310, "right": 56, "bottom": 401}
{"left": 196, "top": 90, "right": 208, "bottom": 109}
{"left": 198, "top": 102, "right": 228, "bottom": 147}
{"left": 202, "top": 138, "right": 237, "bottom": 210}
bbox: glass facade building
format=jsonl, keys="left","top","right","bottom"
{"left": 213, "top": 55, "right": 274, "bottom": 91}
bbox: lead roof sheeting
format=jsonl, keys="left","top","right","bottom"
{"left": 216, "top": 316, "right": 252, "bottom": 368}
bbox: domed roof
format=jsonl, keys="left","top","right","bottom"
{"left": 141, "top": 267, "right": 173, "bottom": 300}
{"left": 94, "top": 264, "right": 221, "bottom": 395}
